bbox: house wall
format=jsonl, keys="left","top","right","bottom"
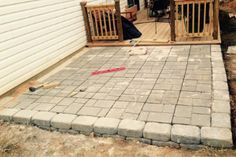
{"left": 0, "top": 0, "right": 132, "bottom": 96}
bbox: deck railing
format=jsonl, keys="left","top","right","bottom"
{"left": 170, "top": 0, "right": 219, "bottom": 41}
{"left": 81, "top": 0, "right": 123, "bottom": 42}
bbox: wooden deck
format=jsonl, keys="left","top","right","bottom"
{"left": 87, "top": 9, "right": 221, "bottom": 47}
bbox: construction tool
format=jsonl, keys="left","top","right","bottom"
{"left": 91, "top": 67, "right": 126, "bottom": 76}
{"left": 29, "top": 82, "right": 60, "bottom": 92}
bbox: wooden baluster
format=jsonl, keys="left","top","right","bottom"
{"left": 107, "top": 8, "right": 112, "bottom": 36}
{"left": 181, "top": 3, "right": 184, "bottom": 37}
{"left": 88, "top": 9, "right": 95, "bottom": 38}
{"left": 115, "top": 0, "right": 123, "bottom": 41}
{"left": 203, "top": 0, "right": 207, "bottom": 36}
{"left": 102, "top": 9, "right": 108, "bottom": 38}
{"left": 172, "top": 0, "right": 179, "bottom": 36}
{"left": 213, "top": 0, "right": 219, "bottom": 39}
{"left": 112, "top": 9, "right": 117, "bottom": 36}
{"left": 192, "top": 2, "right": 195, "bottom": 36}
{"left": 170, "top": 0, "right": 178, "bottom": 41}
{"left": 80, "top": 2, "right": 92, "bottom": 42}
{"left": 198, "top": 2, "right": 201, "bottom": 35}
{"left": 98, "top": 8, "right": 103, "bottom": 38}
{"left": 209, "top": 0, "right": 213, "bottom": 36}
{"left": 187, "top": 3, "right": 189, "bottom": 35}
{"left": 93, "top": 9, "right": 99, "bottom": 38}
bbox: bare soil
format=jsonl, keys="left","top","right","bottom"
{"left": 220, "top": 0, "right": 236, "bottom": 146}
{"left": 0, "top": 122, "right": 236, "bottom": 157}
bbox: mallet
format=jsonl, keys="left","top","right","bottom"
{"left": 29, "top": 82, "right": 59, "bottom": 92}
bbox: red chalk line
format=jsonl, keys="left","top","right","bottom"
{"left": 91, "top": 67, "right": 126, "bottom": 76}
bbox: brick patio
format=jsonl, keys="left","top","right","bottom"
{"left": 0, "top": 45, "right": 233, "bottom": 148}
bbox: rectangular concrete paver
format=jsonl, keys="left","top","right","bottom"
{"left": 143, "top": 122, "right": 171, "bottom": 141}
{"left": 201, "top": 127, "right": 233, "bottom": 148}
{"left": 191, "top": 114, "right": 210, "bottom": 127}
{"left": 211, "top": 113, "right": 231, "bottom": 128}
{"left": 94, "top": 118, "right": 120, "bottom": 135}
{"left": 0, "top": 108, "right": 19, "bottom": 121}
{"left": 171, "top": 125, "right": 200, "bottom": 144}
{"left": 51, "top": 113, "right": 77, "bottom": 129}
{"left": 118, "top": 119, "right": 145, "bottom": 138}
{"left": 148, "top": 112, "right": 172, "bottom": 123}
{"left": 13, "top": 110, "right": 38, "bottom": 124}
{"left": 72, "top": 116, "right": 98, "bottom": 133}
{"left": 32, "top": 111, "right": 57, "bottom": 127}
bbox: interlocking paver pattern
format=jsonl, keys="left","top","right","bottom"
{"left": 0, "top": 45, "right": 232, "bottom": 147}
{"left": 3, "top": 46, "right": 214, "bottom": 124}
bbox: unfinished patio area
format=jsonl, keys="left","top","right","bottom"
{"left": 0, "top": 45, "right": 233, "bottom": 148}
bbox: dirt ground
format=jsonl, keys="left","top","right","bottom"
{"left": 220, "top": 0, "right": 236, "bottom": 145}
{"left": 0, "top": 122, "right": 236, "bottom": 157}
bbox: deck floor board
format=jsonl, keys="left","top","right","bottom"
{"left": 87, "top": 9, "right": 220, "bottom": 46}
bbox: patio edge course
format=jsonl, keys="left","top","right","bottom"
{"left": 0, "top": 108, "right": 232, "bottom": 148}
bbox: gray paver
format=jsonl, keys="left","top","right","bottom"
{"left": 34, "top": 103, "right": 55, "bottom": 111}
{"left": 51, "top": 113, "right": 77, "bottom": 129}
{"left": 63, "top": 103, "right": 83, "bottom": 114}
{"left": 152, "top": 140, "right": 180, "bottom": 148}
{"left": 138, "top": 112, "right": 149, "bottom": 121}
{"left": 0, "top": 108, "right": 19, "bottom": 121}
{"left": 13, "top": 110, "right": 38, "bottom": 124}
{"left": 143, "top": 122, "right": 171, "bottom": 141}
{"left": 78, "top": 107, "right": 101, "bottom": 116}
{"left": 58, "top": 98, "right": 76, "bottom": 106}
{"left": 143, "top": 103, "right": 163, "bottom": 112}
{"left": 192, "top": 107, "right": 210, "bottom": 115}
{"left": 121, "top": 112, "right": 138, "bottom": 120}
{"left": 50, "top": 105, "right": 67, "bottom": 113}
{"left": 174, "top": 106, "right": 192, "bottom": 118}
{"left": 171, "top": 125, "right": 200, "bottom": 144}
{"left": 32, "top": 111, "right": 57, "bottom": 127}
{"left": 173, "top": 117, "right": 191, "bottom": 125}
{"left": 212, "top": 100, "right": 230, "bottom": 113}
{"left": 201, "top": 127, "right": 233, "bottom": 148}
{"left": 97, "top": 108, "right": 110, "bottom": 117}
{"left": 72, "top": 116, "right": 98, "bottom": 133}
{"left": 94, "top": 117, "right": 120, "bottom": 134}
{"left": 180, "top": 144, "right": 206, "bottom": 150}
{"left": 118, "top": 119, "right": 145, "bottom": 137}
{"left": 106, "top": 108, "right": 125, "bottom": 119}
{"left": 211, "top": 113, "right": 231, "bottom": 128}
{"left": 191, "top": 114, "right": 210, "bottom": 127}
{"left": 125, "top": 102, "right": 144, "bottom": 114}
{"left": 148, "top": 112, "right": 172, "bottom": 123}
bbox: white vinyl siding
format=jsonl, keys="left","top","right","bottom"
{"left": 0, "top": 0, "right": 84, "bottom": 96}
{"left": 0, "top": 0, "right": 128, "bottom": 96}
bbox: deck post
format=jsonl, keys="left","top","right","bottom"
{"left": 170, "top": 0, "right": 176, "bottom": 41}
{"left": 81, "top": 1, "right": 92, "bottom": 42}
{"left": 114, "top": 0, "right": 124, "bottom": 41}
{"left": 213, "top": 0, "right": 219, "bottom": 40}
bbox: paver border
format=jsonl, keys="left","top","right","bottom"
{"left": 0, "top": 107, "right": 232, "bottom": 148}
